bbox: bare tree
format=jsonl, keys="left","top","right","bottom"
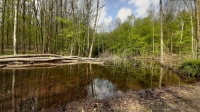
{"left": 85, "top": 0, "right": 93, "bottom": 56}
{"left": 89, "top": 0, "right": 102, "bottom": 58}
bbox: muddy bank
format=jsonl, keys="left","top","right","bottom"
{"left": 48, "top": 83, "right": 200, "bottom": 112}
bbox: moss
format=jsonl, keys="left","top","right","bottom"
{"left": 178, "top": 60, "right": 200, "bottom": 77}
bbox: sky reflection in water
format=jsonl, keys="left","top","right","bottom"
{"left": 0, "top": 63, "right": 189, "bottom": 111}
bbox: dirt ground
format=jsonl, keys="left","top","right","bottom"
{"left": 54, "top": 82, "right": 200, "bottom": 112}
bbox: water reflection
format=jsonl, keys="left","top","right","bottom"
{"left": 159, "top": 68, "right": 163, "bottom": 88}
{"left": 88, "top": 79, "right": 118, "bottom": 99}
{"left": 12, "top": 70, "right": 15, "bottom": 112}
{"left": 0, "top": 63, "right": 194, "bottom": 111}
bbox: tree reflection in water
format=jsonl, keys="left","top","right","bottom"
{"left": 12, "top": 70, "right": 15, "bottom": 112}
{"left": 0, "top": 62, "right": 194, "bottom": 111}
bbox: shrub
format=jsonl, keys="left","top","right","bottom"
{"left": 178, "top": 60, "right": 200, "bottom": 77}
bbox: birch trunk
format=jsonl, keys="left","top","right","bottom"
{"left": 13, "top": 0, "right": 18, "bottom": 55}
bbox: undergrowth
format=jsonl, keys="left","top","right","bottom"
{"left": 178, "top": 60, "right": 200, "bottom": 77}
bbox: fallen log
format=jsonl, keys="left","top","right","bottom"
{"left": 0, "top": 54, "right": 61, "bottom": 59}
{"left": 61, "top": 56, "right": 79, "bottom": 60}
{"left": 62, "top": 60, "right": 78, "bottom": 63}
{"left": 0, "top": 54, "right": 109, "bottom": 69}
{"left": 0, "top": 64, "right": 6, "bottom": 68}
{"left": 0, "top": 57, "right": 62, "bottom": 63}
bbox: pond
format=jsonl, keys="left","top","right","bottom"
{"left": 0, "top": 61, "right": 192, "bottom": 111}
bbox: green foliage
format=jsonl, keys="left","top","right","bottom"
{"left": 97, "top": 8, "right": 194, "bottom": 58}
{"left": 100, "top": 15, "right": 160, "bottom": 57}
{"left": 0, "top": 0, "right": 196, "bottom": 58}
{"left": 178, "top": 60, "right": 200, "bottom": 77}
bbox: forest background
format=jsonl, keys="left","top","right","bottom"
{"left": 0, "top": 0, "right": 199, "bottom": 61}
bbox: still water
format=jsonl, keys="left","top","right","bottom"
{"left": 0, "top": 62, "right": 190, "bottom": 111}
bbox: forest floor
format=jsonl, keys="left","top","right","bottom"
{"left": 58, "top": 82, "right": 200, "bottom": 112}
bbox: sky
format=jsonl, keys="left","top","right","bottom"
{"left": 99, "top": 0, "right": 160, "bottom": 26}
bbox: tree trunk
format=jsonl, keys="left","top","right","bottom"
{"left": 13, "top": 0, "right": 18, "bottom": 55}
{"left": 190, "top": 12, "right": 195, "bottom": 58}
{"left": 179, "top": 19, "right": 184, "bottom": 54}
{"left": 152, "top": 20, "right": 155, "bottom": 56}
{"left": 1, "top": 0, "right": 6, "bottom": 54}
{"left": 195, "top": 0, "right": 200, "bottom": 59}
{"left": 22, "top": 0, "right": 26, "bottom": 54}
{"left": 160, "top": 0, "right": 164, "bottom": 64}
{"left": 89, "top": 0, "right": 100, "bottom": 58}
{"left": 86, "top": 0, "right": 92, "bottom": 56}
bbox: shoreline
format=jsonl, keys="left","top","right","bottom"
{"left": 61, "top": 82, "right": 200, "bottom": 112}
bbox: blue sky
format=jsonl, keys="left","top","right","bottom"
{"left": 98, "top": 0, "right": 159, "bottom": 26}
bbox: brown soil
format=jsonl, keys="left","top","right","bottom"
{"left": 48, "top": 82, "right": 200, "bottom": 112}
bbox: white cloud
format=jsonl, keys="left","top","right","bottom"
{"left": 128, "top": 0, "right": 159, "bottom": 18}
{"left": 117, "top": 7, "right": 132, "bottom": 23}
{"left": 98, "top": 6, "right": 107, "bottom": 25}
{"left": 103, "top": 16, "right": 113, "bottom": 26}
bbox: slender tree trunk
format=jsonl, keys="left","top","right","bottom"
{"left": 87, "top": 25, "right": 90, "bottom": 55}
{"left": 179, "top": 19, "right": 184, "bottom": 54}
{"left": 40, "top": 8, "right": 45, "bottom": 54}
{"left": 171, "top": 32, "right": 173, "bottom": 54}
{"left": 152, "top": 20, "right": 155, "bottom": 56}
{"left": 89, "top": 0, "right": 100, "bottom": 58}
{"left": 6, "top": 0, "right": 11, "bottom": 49}
{"left": 6, "top": 7, "right": 10, "bottom": 49}
{"left": 70, "top": 0, "right": 76, "bottom": 55}
{"left": 160, "top": 0, "right": 164, "bottom": 64}
{"left": 16, "top": 0, "right": 20, "bottom": 54}
{"left": 13, "top": 0, "right": 18, "bottom": 55}
{"left": 1, "top": 0, "right": 6, "bottom": 54}
{"left": 191, "top": 13, "right": 195, "bottom": 58}
{"left": 86, "top": 0, "right": 92, "bottom": 56}
{"left": 195, "top": 0, "right": 200, "bottom": 59}
{"left": 22, "top": 0, "right": 26, "bottom": 54}
{"left": 32, "top": 0, "right": 39, "bottom": 52}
